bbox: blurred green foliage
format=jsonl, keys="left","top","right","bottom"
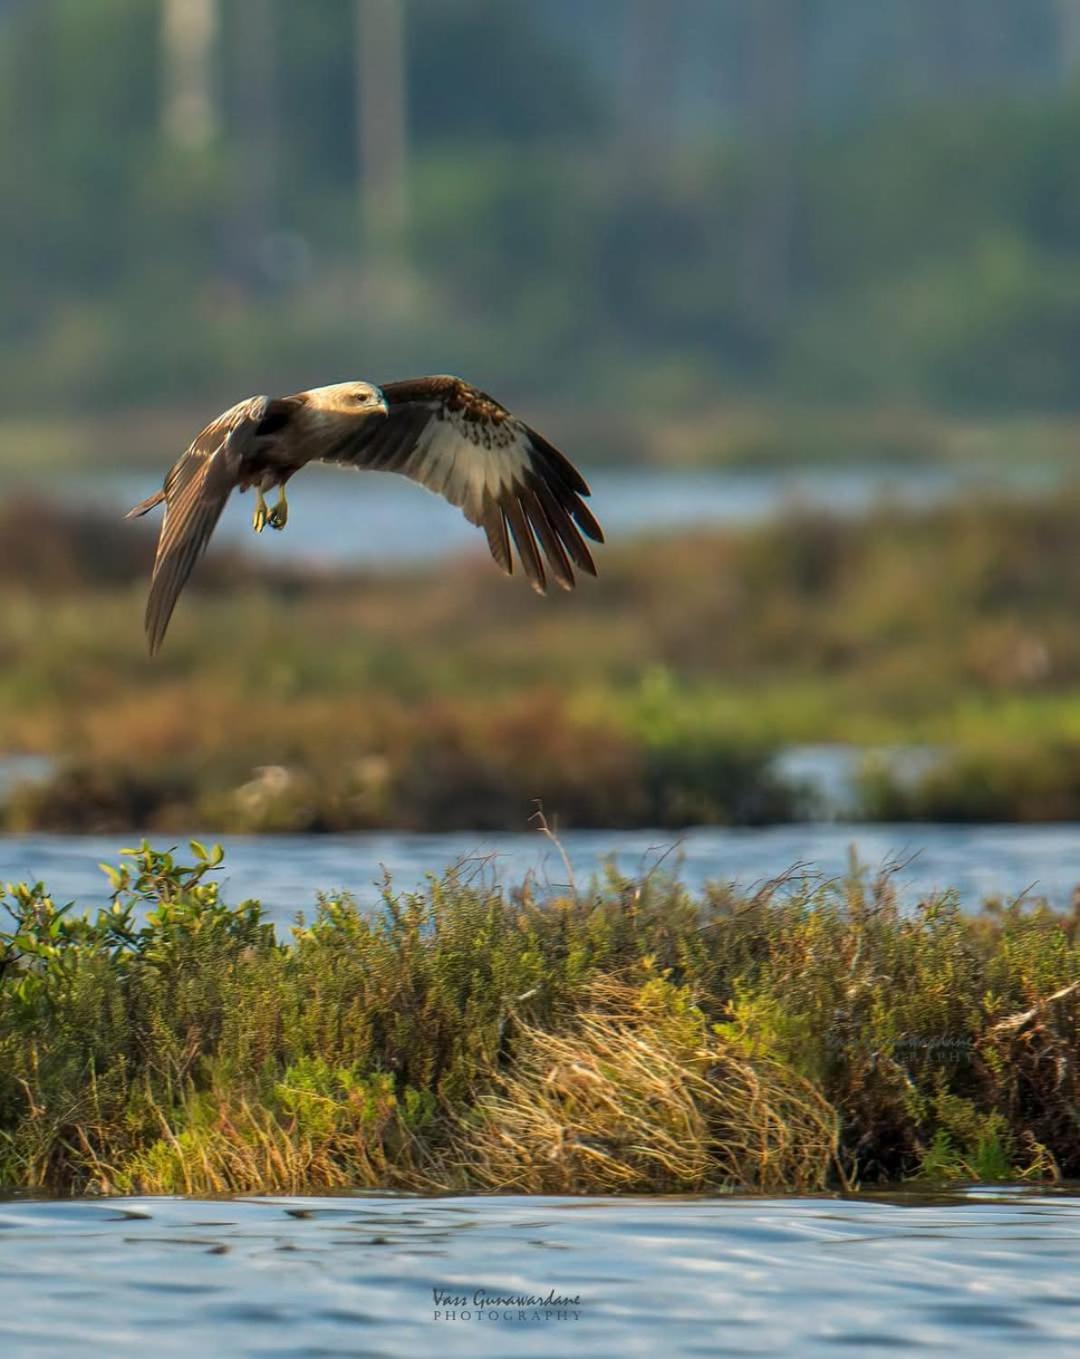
{"left": 5, "top": 1, "right": 1080, "bottom": 424}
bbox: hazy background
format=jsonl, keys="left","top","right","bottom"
{"left": 6, "top": 0, "right": 1080, "bottom": 453}
{"left": 5, "top": 1, "right": 1080, "bottom": 843}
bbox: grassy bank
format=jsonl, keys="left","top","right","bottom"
{"left": 1, "top": 843, "right": 1077, "bottom": 1196}
{"left": 6, "top": 492, "right": 1080, "bottom": 828}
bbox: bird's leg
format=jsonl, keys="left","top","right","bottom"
{"left": 268, "top": 486, "right": 289, "bottom": 531}
{"left": 252, "top": 488, "right": 270, "bottom": 534}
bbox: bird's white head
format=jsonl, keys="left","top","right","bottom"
{"left": 303, "top": 380, "right": 388, "bottom": 419}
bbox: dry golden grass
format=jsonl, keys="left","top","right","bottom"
{"left": 458, "top": 977, "right": 839, "bottom": 1194}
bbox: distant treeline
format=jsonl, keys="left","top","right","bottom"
{"left": 6, "top": 0, "right": 1080, "bottom": 420}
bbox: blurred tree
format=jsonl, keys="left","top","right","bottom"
{"left": 737, "top": 0, "right": 804, "bottom": 356}
{"left": 1059, "top": 0, "right": 1080, "bottom": 76}
{"left": 223, "top": 0, "right": 277, "bottom": 293}
{"left": 355, "top": 0, "right": 410, "bottom": 297}
{"left": 161, "top": 0, "right": 219, "bottom": 151}
{"left": 405, "top": 0, "right": 601, "bottom": 144}
{"left": 3, "top": 0, "right": 1080, "bottom": 417}
{"left": 617, "top": 0, "right": 679, "bottom": 164}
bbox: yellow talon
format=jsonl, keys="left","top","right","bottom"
{"left": 252, "top": 488, "right": 270, "bottom": 533}
{"left": 268, "top": 488, "right": 289, "bottom": 531}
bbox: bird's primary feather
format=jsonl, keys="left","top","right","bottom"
{"left": 128, "top": 377, "right": 602, "bottom": 653}
{"left": 319, "top": 376, "right": 603, "bottom": 593}
{"left": 142, "top": 397, "right": 268, "bottom": 654}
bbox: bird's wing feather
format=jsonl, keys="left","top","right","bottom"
{"left": 316, "top": 376, "right": 603, "bottom": 592}
{"left": 143, "top": 396, "right": 268, "bottom": 654}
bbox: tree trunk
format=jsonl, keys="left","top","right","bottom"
{"left": 355, "top": 0, "right": 409, "bottom": 300}
{"left": 225, "top": 0, "right": 276, "bottom": 294}
{"left": 618, "top": 0, "right": 679, "bottom": 166}
{"left": 161, "top": 0, "right": 219, "bottom": 150}
{"left": 737, "top": 0, "right": 802, "bottom": 354}
{"left": 1058, "top": 0, "right": 1080, "bottom": 78}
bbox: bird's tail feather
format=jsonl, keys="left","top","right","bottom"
{"left": 125, "top": 490, "right": 166, "bottom": 519}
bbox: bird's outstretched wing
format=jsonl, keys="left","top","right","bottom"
{"left": 132, "top": 396, "right": 268, "bottom": 654}
{"left": 317, "top": 376, "right": 603, "bottom": 592}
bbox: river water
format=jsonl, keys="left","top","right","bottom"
{"left": 1, "top": 1188, "right": 1079, "bottom": 1357}
{"left": 62, "top": 461, "right": 1054, "bottom": 567}
{"left": 3, "top": 823, "right": 1080, "bottom": 922}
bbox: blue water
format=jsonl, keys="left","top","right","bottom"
{"left": 2, "top": 1188, "right": 1079, "bottom": 1357}
{"left": 3, "top": 823, "right": 1080, "bottom": 924}
{"left": 55, "top": 461, "right": 1053, "bottom": 566}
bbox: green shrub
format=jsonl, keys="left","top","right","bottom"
{"left": 1, "top": 843, "right": 1077, "bottom": 1194}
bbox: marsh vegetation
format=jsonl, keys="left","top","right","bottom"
{"left": 4, "top": 492, "right": 1080, "bottom": 829}
{"left": 1, "top": 843, "right": 1076, "bottom": 1195}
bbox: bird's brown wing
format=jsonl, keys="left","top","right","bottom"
{"left": 141, "top": 396, "right": 269, "bottom": 654}
{"left": 317, "top": 376, "right": 603, "bottom": 592}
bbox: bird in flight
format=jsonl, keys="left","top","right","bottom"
{"left": 127, "top": 376, "right": 603, "bottom": 654}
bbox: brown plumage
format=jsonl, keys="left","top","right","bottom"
{"left": 127, "top": 375, "right": 604, "bottom": 654}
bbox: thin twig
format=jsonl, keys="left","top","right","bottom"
{"left": 530, "top": 801, "right": 577, "bottom": 899}
{"left": 990, "top": 980, "right": 1080, "bottom": 1036}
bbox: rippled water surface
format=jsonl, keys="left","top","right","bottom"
{"left": 3, "top": 824, "right": 1080, "bottom": 923}
{"left": 2, "top": 1189, "right": 1079, "bottom": 1357}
